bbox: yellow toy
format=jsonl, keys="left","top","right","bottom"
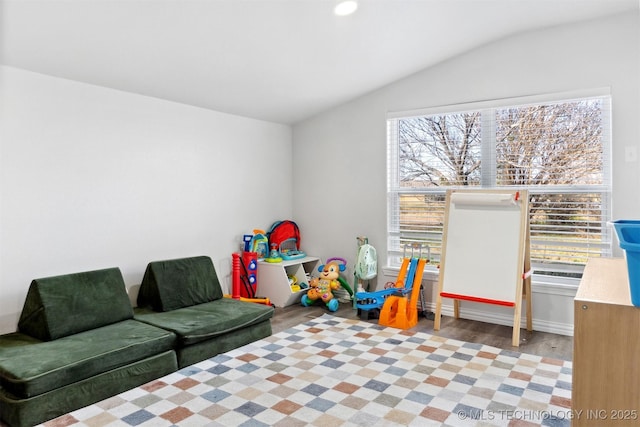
{"left": 301, "top": 260, "right": 344, "bottom": 312}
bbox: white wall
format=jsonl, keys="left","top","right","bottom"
{"left": 292, "top": 12, "right": 640, "bottom": 335}
{"left": 0, "top": 66, "right": 293, "bottom": 333}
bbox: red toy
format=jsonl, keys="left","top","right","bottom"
{"left": 227, "top": 252, "right": 272, "bottom": 306}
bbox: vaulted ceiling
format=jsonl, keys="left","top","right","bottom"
{"left": 1, "top": 0, "right": 637, "bottom": 124}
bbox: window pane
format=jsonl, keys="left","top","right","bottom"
{"left": 398, "top": 113, "right": 482, "bottom": 187}
{"left": 529, "top": 192, "right": 611, "bottom": 276}
{"left": 396, "top": 193, "right": 445, "bottom": 263}
{"left": 495, "top": 100, "right": 603, "bottom": 186}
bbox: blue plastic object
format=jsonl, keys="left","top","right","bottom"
{"left": 301, "top": 294, "right": 312, "bottom": 307}
{"left": 355, "top": 288, "right": 400, "bottom": 310}
{"left": 611, "top": 220, "right": 640, "bottom": 307}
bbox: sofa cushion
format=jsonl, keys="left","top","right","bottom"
{"left": 134, "top": 298, "right": 274, "bottom": 346}
{"left": 0, "top": 350, "right": 178, "bottom": 427}
{"left": 137, "top": 256, "right": 224, "bottom": 312}
{"left": 0, "top": 319, "right": 176, "bottom": 398}
{"left": 18, "top": 267, "right": 134, "bottom": 341}
{"left": 175, "top": 319, "right": 272, "bottom": 368}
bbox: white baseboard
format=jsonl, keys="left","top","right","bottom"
{"left": 425, "top": 302, "right": 574, "bottom": 337}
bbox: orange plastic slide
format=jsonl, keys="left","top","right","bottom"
{"left": 378, "top": 257, "right": 426, "bottom": 329}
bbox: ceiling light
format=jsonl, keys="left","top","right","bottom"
{"left": 334, "top": 0, "right": 358, "bottom": 16}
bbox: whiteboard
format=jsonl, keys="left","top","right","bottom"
{"left": 439, "top": 190, "right": 529, "bottom": 305}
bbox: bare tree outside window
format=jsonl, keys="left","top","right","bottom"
{"left": 398, "top": 112, "right": 481, "bottom": 187}
{"left": 496, "top": 101, "right": 602, "bottom": 187}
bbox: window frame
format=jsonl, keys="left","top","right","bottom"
{"left": 386, "top": 89, "right": 612, "bottom": 286}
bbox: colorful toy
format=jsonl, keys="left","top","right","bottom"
{"left": 301, "top": 257, "right": 354, "bottom": 312}
{"left": 264, "top": 243, "right": 283, "bottom": 263}
{"left": 378, "top": 255, "right": 426, "bottom": 329}
{"left": 246, "top": 230, "right": 269, "bottom": 260}
{"left": 355, "top": 238, "right": 377, "bottom": 282}
{"left": 224, "top": 252, "right": 273, "bottom": 306}
{"left": 356, "top": 244, "right": 428, "bottom": 328}
{"left": 241, "top": 252, "right": 258, "bottom": 295}
{"left": 288, "top": 275, "right": 300, "bottom": 292}
{"left": 267, "top": 220, "right": 306, "bottom": 260}
{"left": 353, "top": 236, "right": 377, "bottom": 309}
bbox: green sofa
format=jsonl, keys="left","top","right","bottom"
{"left": 0, "top": 268, "right": 178, "bottom": 427}
{"left": 134, "top": 255, "right": 275, "bottom": 368}
{"left": 0, "top": 256, "right": 275, "bottom": 426}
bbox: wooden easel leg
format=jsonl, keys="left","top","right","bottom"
{"left": 453, "top": 299, "right": 459, "bottom": 319}
{"left": 511, "top": 278, "right": 525, "bottom": 347}
{"left": 525, "top": 277, "right": 533, "bottom": 331}
{"left": 434, "top": 295, "right": 442, "bottom": 330}
{"left": 512, "top": 304, "right": 522, "bottom": 347}
{"left": 523, "top": 218, "right": 533, "bottom": 332}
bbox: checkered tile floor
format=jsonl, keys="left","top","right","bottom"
{"left": 42, "top": 314, "right": 572, "bottom": 427}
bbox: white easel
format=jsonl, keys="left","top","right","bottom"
{"left": 433, "top": 189, "right": 532, "bottom": 346}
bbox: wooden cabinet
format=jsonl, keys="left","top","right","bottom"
{"left": 572, "top": 258, "right": 640, "bottom": 426}
{"left": 257, "top": 256, "right": 320, "bottom": 307}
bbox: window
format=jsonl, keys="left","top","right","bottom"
{"left": 387, "top": 91, "right": 611, "bottom": 283}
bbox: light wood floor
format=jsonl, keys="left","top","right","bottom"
{"left": 271, "top": 302, "right": 573, "bottom": 361}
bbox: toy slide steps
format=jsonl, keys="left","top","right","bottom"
{"left": 378, "top": 257, "right": 426, "bottom": 330}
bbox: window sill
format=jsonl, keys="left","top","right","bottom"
{"left": 381, "top": 266, "right": 578, "bottom": 298}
